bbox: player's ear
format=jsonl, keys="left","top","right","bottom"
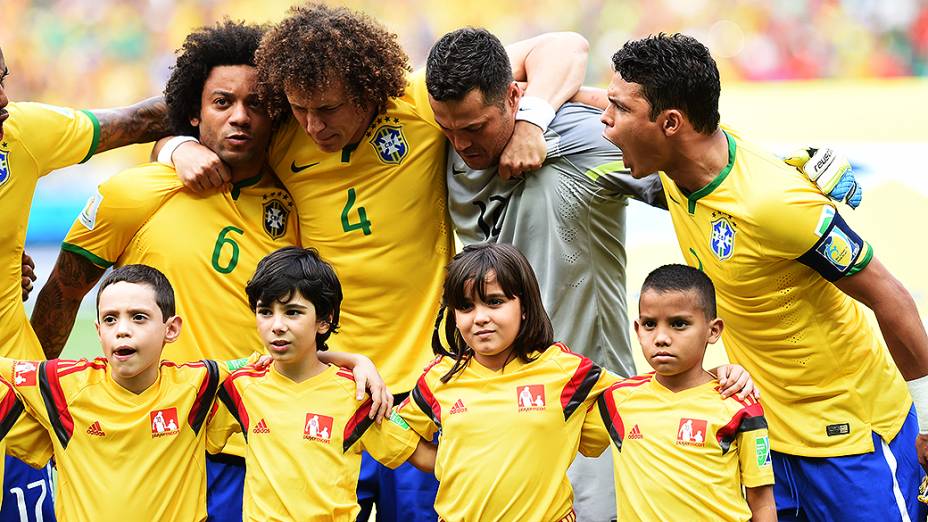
{"left": 662, "top": 109, "right": 683, "bottom": 136}
{"left": 506, "top": 82, "right": 521, "bottom": 114}
{"left": 164, "top": 316, "right": 183, "bottom": 344}
{"left": 190, "top": 116, "right": 200, "bottom": 128}
{"left": 318, "top": 315, "right": 332, "bottom": 335}
{"left": 707, "top": 317, "right": 723, "bottom": 344}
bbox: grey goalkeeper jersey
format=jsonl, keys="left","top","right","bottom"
{"left": 447, "top": 103, "right": 666, "bottom": 377}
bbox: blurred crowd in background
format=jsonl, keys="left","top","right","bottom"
{"left": 3, "top": 0, "right": 927, "bottom": 109}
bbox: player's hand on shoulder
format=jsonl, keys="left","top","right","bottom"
{"left": 784, "top": 147, "right": 862, "bottom": 209}
{"left": 715, "top": 364, "right": 760, "bottom": 401}
{"left": 173, "top": 141, "right": 231, "bottom": 193}
{"left": 498, "top": 120, "right": 547, "bottom": 181}
{"left": 21, "top": 252, "right": 36, "bottom": 302}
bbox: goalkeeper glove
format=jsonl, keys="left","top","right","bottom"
{"left": 919, "top": 475, "right": 928, "bottom": 504}
{"left": 785, "top": 147, "right": 861, "bottom": 209}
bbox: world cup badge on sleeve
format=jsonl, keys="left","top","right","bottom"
{"left": 369, "top": 124, "right": 408, "bottom": 165}
{"left": 0, "top": 149, "right": 10, "bottom": 188}
{"left": 710, "top": 217, "right": 735, "bottom": 261}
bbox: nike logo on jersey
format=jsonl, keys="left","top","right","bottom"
{"left": 290, "top": 160, "right": 320, "bottom": 173}
{"left": 451, "top": 167, "right": 467, "bottom": 176}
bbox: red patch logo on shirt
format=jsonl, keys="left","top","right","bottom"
{"left": 676, "top": 418, "right": 708, "bottom": 447}
{"left": 12, "top": 361, "right": 37, "bottom": 387}
{"left": 304, "top": 413, "right": 333, "bottom": 443}
{"left": 516, "top": 384, "right": 546, "bottom": 411}
{"left": 150, "top": 408, "right": 180, "bottom": 438}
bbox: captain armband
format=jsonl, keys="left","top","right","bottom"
{"left": 797, "top": 208, "right": 871, "bottom": 282}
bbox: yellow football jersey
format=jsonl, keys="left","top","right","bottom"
{"left": 395, "top": 343, "right": 618, "bottom": 522}
{"left": 62, "top": 164, "right": 299, "bottom": 363}
{"left": 267, "top": 69, "right": 453, "bottom": 392}
{"left": 2, "top": 357, "right": 222, "bottom": 521}
{"left": 660, "top": 129, "right": 909, "bottom": 457}
{"left": 207, "top": 364, "right": 419, "bottom": 521}
{"left": 0, "top": 102, "right": 98, "bottom": 360}
{"left": 0, "top": 376, "right": 55, "bottom": 511}
{"left": 585, "top": 374, "right": 774, "bottom": 521}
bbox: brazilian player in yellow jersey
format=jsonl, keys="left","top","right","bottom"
{"left": 167, "top": 6, "right": 593, "bottom": 521}
{"left": 207, "top": 247, "right": 433, "bottom": 521}
{"left": 585, "top": 265, "right": 775, "bottom": 521}
{"left": 0, "top": 43, "right": 170, "bottom": 520}
{"left": 602, "top": 34, "right": 928, "bottom": 520}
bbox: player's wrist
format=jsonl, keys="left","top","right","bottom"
{"left": 515, "top": 96, "right": 556, "bottom": 132}
{"left": 157, "top": 136, "right": 198, "bottom": 167}
{"left": 906, "top": 375, "right": 928, "bottom": 434}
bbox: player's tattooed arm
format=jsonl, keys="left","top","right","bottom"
{"left": 31, "top": 250, "right": 106, "bottom": 359}
{"left": 91, "top": 96, "right": 170, "bottom": 153}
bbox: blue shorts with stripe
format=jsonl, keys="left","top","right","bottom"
{"left": 0, "top": 456, "right": 55, "bottom": 522}
{"left": 773, "top": 406, "right": 926, "bottom": 522}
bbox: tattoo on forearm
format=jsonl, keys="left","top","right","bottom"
{"left": 93, "top": 96, "right": 170, "bottom": 153}
{"left": 31, "top": 251, "right": 105, "bottom": 359}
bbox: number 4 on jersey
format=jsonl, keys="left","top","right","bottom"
{"left": 341, "top": 188, "right": 372, "bottom": 236}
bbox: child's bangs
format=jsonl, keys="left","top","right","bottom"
{"left": 445, "top": 247, "right": 521, "bottom": 310}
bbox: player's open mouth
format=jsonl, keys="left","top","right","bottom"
{"left": 269, "top": 340, "right": 290, "bottom": 352}
{"left": 226, "top": 133, "right": 251, "bottom": 145}
{"left": 112, "top": 347, "right": 137, "bottom": 360}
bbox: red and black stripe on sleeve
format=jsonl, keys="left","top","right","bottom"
{"left": 217, "top": 377, "right": 251, "bottom": 443}
{"left": 410, "top": 374, "right": 441, "bottom": 431}
{"left": 715, "top": 396, "right": 767, "bottom": 454}
{"left": 187, "top": 360, "right": 219, "bottom": 435}
{"left": 0, "top": 382, "right": 25, "bottom": 443}
{"left": 559, "top": 346, "right": 603, "bottom": 421}
{"left": 38, "top": 360, "right": 75, "bottom": 448}
{"left": 343, "top": 398, "right": 375, "bottom": 453}
{"left": 596, "top": 386, "right": 625, "bottom": 451}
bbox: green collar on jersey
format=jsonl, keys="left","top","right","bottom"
{"left": 686, "top": 130, "right": 736, "bottom": 214}
{"left": 230, "top": 171, "right": 263, "bottom": 200}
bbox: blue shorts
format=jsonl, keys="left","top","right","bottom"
{"left": 356, "top": 451, "right": 438, "bottom": 522}
{"left": 0, "top": 456, "right": 55, "bottom": 522}
{"left": 206, "top": 453, "right": 245, "bottom": 522}
{"left": 773, "top": 406, "right": 927, "bottom": 522}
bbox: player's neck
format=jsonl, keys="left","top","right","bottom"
{"left": 273, "top": 352, "right": 328, "bottom": 383}
{"left": 654, "top": 365, "right": 713, "bottom": 393}
{"left": 228, "top": 158, "right": 267, "bottom": 184}
{"left": 111, "top": 364, "right": 160, "bottom": 395}
{"left": 664, "top": 129, "right": 729, "bottom": 194}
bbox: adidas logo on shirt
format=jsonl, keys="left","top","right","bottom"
{"left": 627, "top": 424, "right": 643, "bottom": 440}
{"left": 86, "top": 421, "right": 106, "bottom": 437}
{"left": 449, "top": 399, "right": 467, "bottom": 415}
{"left": 253, "top": 419, "right": 270, "bottom": 434}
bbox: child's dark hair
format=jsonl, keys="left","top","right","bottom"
{"left": 436, "top": 243, "right": 553, "bottom": 382}
{"left": 96, "top": 264, "right": 175, "bottom": 322}
{"left": 641, "top": 264, "right": 717, "bottom": 319}
{"left": 245, "top": 247, "right": 342, "bottom": 351}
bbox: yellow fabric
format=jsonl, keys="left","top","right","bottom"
{"left": 0, "top": 102, "right": 97, "bottom": 361}
{"left": 63, "top": 164, "right": 299, "bottom": 364}
{"left": 267, "top": 70, "right": 453, "bottom": 392}
{"left": 2, "top": 357, "right": 221, "bottom": 521}
{"left": 586, "top": 374, "right": 773, "bottom": 521}
{"left": 660, "top": 129, "right": 909, "bottom": 457}
{"left": 396, "top": 344, "right": 618, "bottom": 522}
{"left": 0, "top": 375, "right": 55, "bottom": 514}
{"left": 207, "top": 364, "right": 419, "bottom": 521}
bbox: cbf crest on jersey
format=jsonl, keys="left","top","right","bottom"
{"left": 710, "top": 217, "right": 736, "bottom": 261}
{"left": 369, "top": 123, "right": 408, "bottom": 164}
{"left": 0, "top": 149, "right": 10, "bottom": 188}
{"left": 262, "top": 198, "right": 289, "bottom": 239}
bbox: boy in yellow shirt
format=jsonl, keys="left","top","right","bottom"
{"left": 207, "top": 246, "right": 434, "bottom": 521}
{"left": 585, "top": 264, "right": 775, "bottom": 521}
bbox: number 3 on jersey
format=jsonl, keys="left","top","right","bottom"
{"left": 341, "top": 188, "right": 372, "bottom": 236}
